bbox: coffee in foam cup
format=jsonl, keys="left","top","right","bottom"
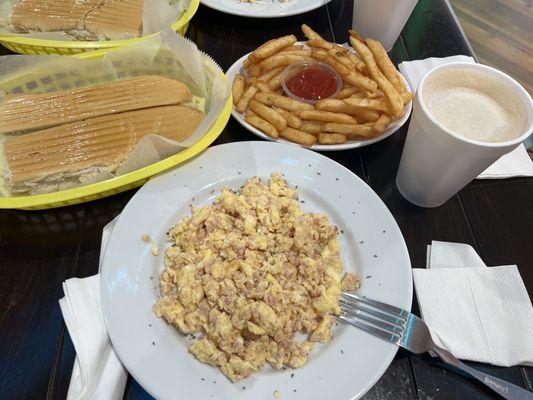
{"left": 396, "top": 62, "right": 533, "bottom": 208}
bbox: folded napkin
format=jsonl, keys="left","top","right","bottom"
{"left": 477, "top": 144, "right": 533, "bottom": 178}
{"left": 399, "top": 56, "right": 533, "bottom": 179}
{"left": 413, "top": 241, "right": 533, "bottom": 366}
{"left": 59, "top": 217, "right": 126, "bottom": 400}
{"left": 398, "top": 55, "right": 476, "bottom": 93}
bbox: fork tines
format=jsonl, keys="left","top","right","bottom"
{"left": 339, "top": 292, "right": 408, "bottom": 344}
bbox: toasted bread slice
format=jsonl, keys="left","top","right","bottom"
{"left": 0, "top": 76, "right": 192, "bottom": 134}
{"left": 11, "top": 0, "right": 93, "bottom": 33}
{"left": 11, "top": 0, "right": 144, "bottom": 39}
{"left": 4, "top": 105, "right": 204, "bottom": 192}
{"left": 85, "top": 0, "right": 144, "bottom": 39}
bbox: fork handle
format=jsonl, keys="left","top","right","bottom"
{"left": 430, "top": 344, "right": 533, "bottom": 400}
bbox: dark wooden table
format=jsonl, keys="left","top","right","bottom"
{"left": 1, "top": 0, "right": 532, "bottom": 399}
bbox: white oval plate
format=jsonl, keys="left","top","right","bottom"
{"left": 101, "top": 141, "right": 412, "bottom": 400}
{"left": 201, "top": 0, "right": 331, "bottom": 18}
{"left": 227, "top": 50, "right": 413, "bottom": 151}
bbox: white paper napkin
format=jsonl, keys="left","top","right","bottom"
{"left": 59, "top": 217, "right": 126, "bottom": 400}
{"left": 425, "top": 240, "right": 485, "bottom": 268}
{"left": 398, "top": 56, "right": 533, "bottom": 179}
{"left": 398, "top": 55, "right": 476, "bottom": 93}
{"left": 413, "top": 241, "right": 533, "bottom": 366}
{"left": 477, "top": 144, "right": 533, "bottom": 178}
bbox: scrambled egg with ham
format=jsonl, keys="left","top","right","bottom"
{"left": 153, "top": 173, "right": 355, "bottom": 382}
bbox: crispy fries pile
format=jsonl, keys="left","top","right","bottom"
{"left": 232, "top": 24, "right": 412, "bottom": 146}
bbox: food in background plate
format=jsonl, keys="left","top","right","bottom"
{"left": 240, "top": 0, "right": 290, "bottom": 4}
{"left": 4, "top": 105, "right": 204, "bottom": 193}
{"left": 154, "top": 173, "right": 358, "bottom": 381}
{"left": 0, "top": 76, "right": 192, "bottom": 134}
{"left": 231, "top": 24, "right": 412, "bottom": 146}
{"left": 10, "top": 0, "right": 144, "bottom": 40}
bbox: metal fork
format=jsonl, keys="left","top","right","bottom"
{"left": 339, "top": 292, "right": 533, "bottom": 400}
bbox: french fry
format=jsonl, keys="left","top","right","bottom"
{"left": 274, "top": 49, "right": 312, "bottom": 57}
{"left": 245, "top": 110, "right": 279, "bottom": 138}
{"left": 365, "top": 38, "right": 412, "bottom": 105}
{"left": 344, "top": 97, "right": 390, "bottom": 113}
{"left": 316, "top": 99, "right": 359, "bottom": 113}
{"left": 299, "top": 121, "right": 323, "bottom": 135}
{"left": 365, "top": 90, "right": 384, "bottom": 99}
{"left": 349, "top": 91, "right": 365, "bottom": 99}
{"left": 307, "top": 38, "right": 366, "bottom": 72}
{"left": 349, "top": 35, "right": 403, "bottom": 116}
{"left": 401, "top": 92, "right": 412, "bottom": 104}
{"left": 268, "top": 75, "right": 282, "bottom": 91}
{"left": 323, "top": 122, "right": 374, "bottom": 138}
{"left": 243, "top": 58, "right": 254, "bottom": 69}
{"left": 274, "top": 107, "right": 302, "bottom": 129}
{"left": 232, "top": 75, "right": 245, "bottom": 106}
{"left": 318, "top": 133, "right": 347, "bottom": 144}
{"left": 280, "top": 127, "right": 317, "bottom": 146}
{"left": 301, "top": 24, "right": 323, "bottom": 40}
{"left": 315, "top": 99, "right": 380, "bottom": 121}
{"left": 345, "top": 51, "right": 367, "bottom": 73}
{"left": 250, "top": 54, "right": 310, "bottom": 77}
{"left": 312, "top": 51, "right": 377, "bottom": 92}
{"left": 348, "top": 29, "right": 364, "bottom": 43}
{"left": 257, "top": 66, "right": 285, "bottom": 83}
{"left": 345, "top": 74, "right": 371, "bottom": 89}
{"left": 249, "top": 79, "right": 272, "bottom": 93}
{"left": 299, "top": 110, "right": 358, "bottom": 124}
{"left": 336, "top": 87, "right": 359, "bottom": 99}
{"left": 254, "top": 92, "right": 313, "bottom": 112}
{"left": 251, "top": 34, "right": 297, "bottom": 60}
{"left": 350, "top": 90, "right": 383, "bottom": 99}
{"left": 249, "top": 100, "right": 287, "bottom": 131}
{"left": 237, "top": 85, "right": 259, "bottom": 113}
{"left": 327, "top": 48, "right": 355, "bottom": 70}
{"left": 307, "top": 38, "right": 333, "bottom": 50}
{"left": 372, "top": 114, "right": 391, "bottom": 135}
{"left": 350, "top": 108, "right": 381, "bottom": 122}
{"left": 312, "top": 50, "right": 347, "bottom": 73}
{"left": 278, "top": 45, "right": 305, "bottom": 53}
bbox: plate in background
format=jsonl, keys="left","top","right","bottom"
{"left": 201, "top": 0, "right": 332, "bottom": 18}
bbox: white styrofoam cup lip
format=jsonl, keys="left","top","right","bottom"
{"left": 416, "top": 61, "right": 533, "bottom": 149}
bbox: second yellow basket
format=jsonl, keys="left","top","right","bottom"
{"left": 0, "top": 0, "right": 200, "bottom": 55}
{"left": 0, "top": 46, "right": 232, "bottom": 210}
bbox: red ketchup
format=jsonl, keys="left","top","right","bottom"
{"left": 286, "top": 67, "right": 338, "bottom": 101}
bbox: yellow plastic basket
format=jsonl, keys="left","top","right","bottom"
{"left": 0, "top": 0, "right": 200, "bottom": 55}
{"left": 0, "top": 48, "right": 232, "bottom": 210}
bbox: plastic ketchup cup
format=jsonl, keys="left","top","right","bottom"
{"left": 281, "top": 61, "right": 342, "bottom": 104}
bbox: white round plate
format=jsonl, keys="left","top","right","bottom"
{"left": 201, "top": 0, "right": 331, "bottom": 18}
{"left": 227, "top": 50, "right": 413, "bottom": 151}
{"left": 101, "top": 141, "right": 412, "bottom": 400}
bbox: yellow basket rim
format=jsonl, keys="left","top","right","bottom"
{"left": 0, "top": 0, "right": 199, "bottom": 50}
{"left": 0, "top": 96, "right": 232, "bottom": 209}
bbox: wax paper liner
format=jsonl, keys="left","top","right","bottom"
{"left": 0, "top": 28, "right": 229, "bottom": 195}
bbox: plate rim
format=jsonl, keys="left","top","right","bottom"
{"left": 101, "top": 141, "right": 413, "bottom": 400}
{"left": 200, "top": 0, "right": 332, "bottom": 18}
{"left": 226, "top": 49, "right": 412, "bottom": 151}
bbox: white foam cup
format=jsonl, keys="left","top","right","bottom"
{"left": 352, "top": 0, "right": 418, "bottom": 52}
{"left": 396, "top": 62, "right": 533, "bottom": 208}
